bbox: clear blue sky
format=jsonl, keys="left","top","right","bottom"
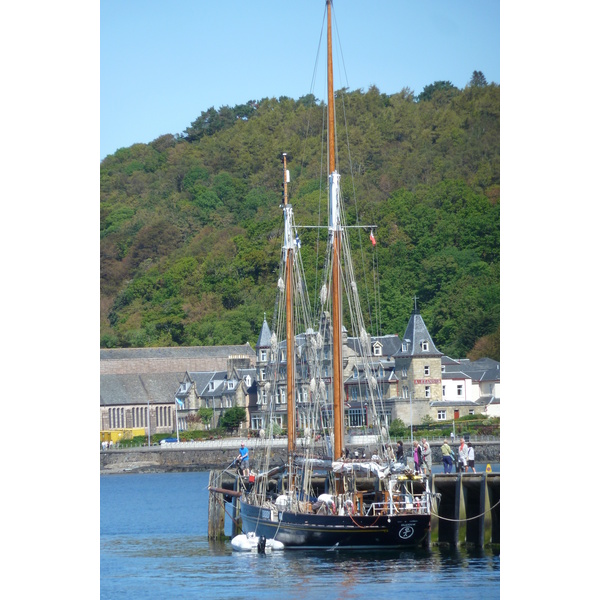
{"left": 101, "top": 0, "right": 499, "bottom": 160}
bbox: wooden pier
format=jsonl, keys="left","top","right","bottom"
{"left": 208, "top": 470, "right": 500, "bottom": 547}
{"left": 431, "top": 472, "right": 500, "bottom": 546}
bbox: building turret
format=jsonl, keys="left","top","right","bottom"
{"left": 397, "top": 300, "right": 442, "bottom": 358}
{"left": 393, "top": 298, "right": 443, "bottom": 412}
{"left": 256, "top": 314, "right": 272, "bottom": 364}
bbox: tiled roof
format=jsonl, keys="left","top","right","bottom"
{"left": 443, "top": 357, "right": 500, "bottom": 381}
{"left": 394, "top": 309, "right": 442, "bottom": 357}
{"left": 101, "top": 344, "right": 254, "bottom": 360}
{"left": 100, "top": 372, "right": 184, "bottom": 406}
{"left": 257, "top": 318, "right": 272, "bottom": 348}
{"left": 346, "top": 334, "right": 402, "bottom": 357}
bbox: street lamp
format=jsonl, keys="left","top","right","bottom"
{"left": 410, "top": 391, "right": 413, "bottom": 447}
{"left": 147, "top": 397, "right": 151, "bottom": 447}
{"left": 175, "top": 396, "right": 183, "bottom": 442}
{"left": 404, "top": 339, "right": 413, "bottom": 447}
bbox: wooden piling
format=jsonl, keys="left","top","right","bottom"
{"left": 431, "top": 472, "right": 500, "bottom": 547}
{"left": 487, "top": 473, "right": 500, "bottom": 545}
{"left": 433, "top": 474, "right": 461, "bottom": 545}
{"left": 208, "top": 470, "right": 226, "bottom": 540}
{"left": 463, "top": 474, "right": 486, "bottom": 546}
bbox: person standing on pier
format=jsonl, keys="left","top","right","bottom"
{"left": 458, "top": 437, "right": 469, "bottom": 472}
{"left": 396, "top": 440, "right": 404, "bottom": 463}
{"left": 421, "top": 438, "right": 432, "bottom": 475}
{"left": 467, "top": 442, "right": 476, "bottom": 472}
{"left": 441, "top": 439, "right": 454, "bottom": 473}
{"left": 413, "top": 441, "right": 422, "bottom": 473}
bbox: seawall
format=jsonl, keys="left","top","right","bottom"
{"left": 100, "top": 440, "right": 500, "bottom": 474}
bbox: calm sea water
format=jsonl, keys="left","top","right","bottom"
{"left": 100, "top": 471, "right": 500, "bottom": 599}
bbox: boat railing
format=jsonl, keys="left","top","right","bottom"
{"left": 367, "top": 493, "right": 430, "bottom": 516}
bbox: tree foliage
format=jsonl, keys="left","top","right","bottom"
{"left": 220, "top": 406, "right": 247, "bottom": 431}
{"left": 101, "top": 78, "right": 500, "bottom": 359}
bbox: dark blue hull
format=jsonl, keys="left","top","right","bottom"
{"left": 239, "top": 499, "right": 430, "bottom": 549}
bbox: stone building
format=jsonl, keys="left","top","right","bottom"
{"left": 100, "top": 308, "right": 499, "bottom": 439}
{"left": 100, "top": 345, "right": 255, "bottom": 438}
{"left": 174, "top": 355, "right": 256, "bottom": 431}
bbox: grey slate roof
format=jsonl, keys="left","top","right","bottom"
{"left": 346, "top": 334, "right": 402, "bottom": 357}
{"left": 394, "top": 308, "right": 442, "bottom": 357}
{"left": 257, "top": 318, "right": 272, "bottom": 349}
{"left": 100, "top": 372, "right": 183, "bottom": 406}
{"left": 101, "top": 344, "right": 254, "bottom": 361}
{"left": 443, "top": 357, "right": 500, "bottom": 381}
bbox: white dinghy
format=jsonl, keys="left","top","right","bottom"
{"left": 231, "top": 532, "right": 284, "bottom": 553}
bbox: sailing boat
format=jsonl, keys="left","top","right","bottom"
{"left": 237, "top": 0, "right": 431, "bottom": 549}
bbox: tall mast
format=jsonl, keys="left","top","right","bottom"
{"left": 327, "top": 0, "right": 344, "bottom": 462}
{"left": 282, "top": 153, "right": 296, "bottom": 458}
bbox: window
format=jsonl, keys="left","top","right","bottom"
{"left": 347, "top": 408, "right": 365, "bottom": 428}
{"left": 469, "top": 409, "right": 475, "bottom": 416}
{"left": 442, "top": 385, "right": 446, "bottom": 397}
{"left": 209, "top": 381, "right": 215, "bottom": 391}
{"left": 441, "top": 365, "right": 446, "bottom": 373}
{"left": 402, "top": 386, "right": 409, "bottom": 399}
{"left": 425, "top": 386, "right": 431, "bottom": 398}
{"left": 421, "top": 341, "right": 429, "bottom": 352}
{"left": 260, "top": 349, "right": 267, "bottom": 362}
{"left": 457, "top": 385, "right": 463, "bottom": 396}
{"left": 260, "top": 368, "right": 266, "bottom": 381}
{"left": 227, "top": 380, "right": 235, "bottom": 390}
{"left": 373, "top": 343, "right": 382, "bottom": 356}
{"left": 437, "top": 410, "right": 447, "bottom": 420}
{"left": 401, "top": 368, "right": 408, "bottom": 379}
{"left": 424, "top": 365, "right": 430, "bottom": 376}
{"left": 353, "top": 368, "right": 358, "bottom": 379}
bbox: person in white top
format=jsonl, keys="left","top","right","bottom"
{"left": 466, "top": 442, "right": 476, "bottom": 473}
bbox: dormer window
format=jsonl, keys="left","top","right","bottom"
{"left": 421, "top": 341, "right": 429, "bottom": 352}
{"left": 245, "top": 375, "right": 252, "bottom": 387}
{"left": 373, "top": 343, "right": 382, "bottom": 356}
{"left": 209, "top": 381, "right": 215, "bottom": 391}
{"left": 227, "top": 380, "right": 235, "bottom": 390}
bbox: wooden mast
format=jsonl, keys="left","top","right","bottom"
{"left": 282, "top": 153, "right": 296, "bottom": 458}
{"left": 327, "top": 0, "right": 344, "bottom": 463}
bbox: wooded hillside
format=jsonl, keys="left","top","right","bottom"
{"left": 100, "top": 74, "right": 499, "bottom": 360}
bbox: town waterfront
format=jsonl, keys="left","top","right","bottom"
{"left": 101, "top": 471, "right": 499, "bottom": 599}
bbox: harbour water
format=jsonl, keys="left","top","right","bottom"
{"left": 101, "top": 470, "right": 499, "bottom": 599}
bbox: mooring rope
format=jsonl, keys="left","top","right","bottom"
{"left": 431, "top": 498, "right": 500, "bottom": 522}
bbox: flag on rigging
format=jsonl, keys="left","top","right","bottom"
{"left": 175, "top": 397, "right": 184, "bottom": 408}
{"left": 369, "top": 230, "right": 376, "bottom": 246}
{"left": 295, "top": 233, "right": 301, "bottom": 249}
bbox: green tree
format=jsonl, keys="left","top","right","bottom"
{"left": 220, "top": 406, "right": 247, "bottom": 431}
{"left": 468, "top": 70, "right": 488, "bottom": 87}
